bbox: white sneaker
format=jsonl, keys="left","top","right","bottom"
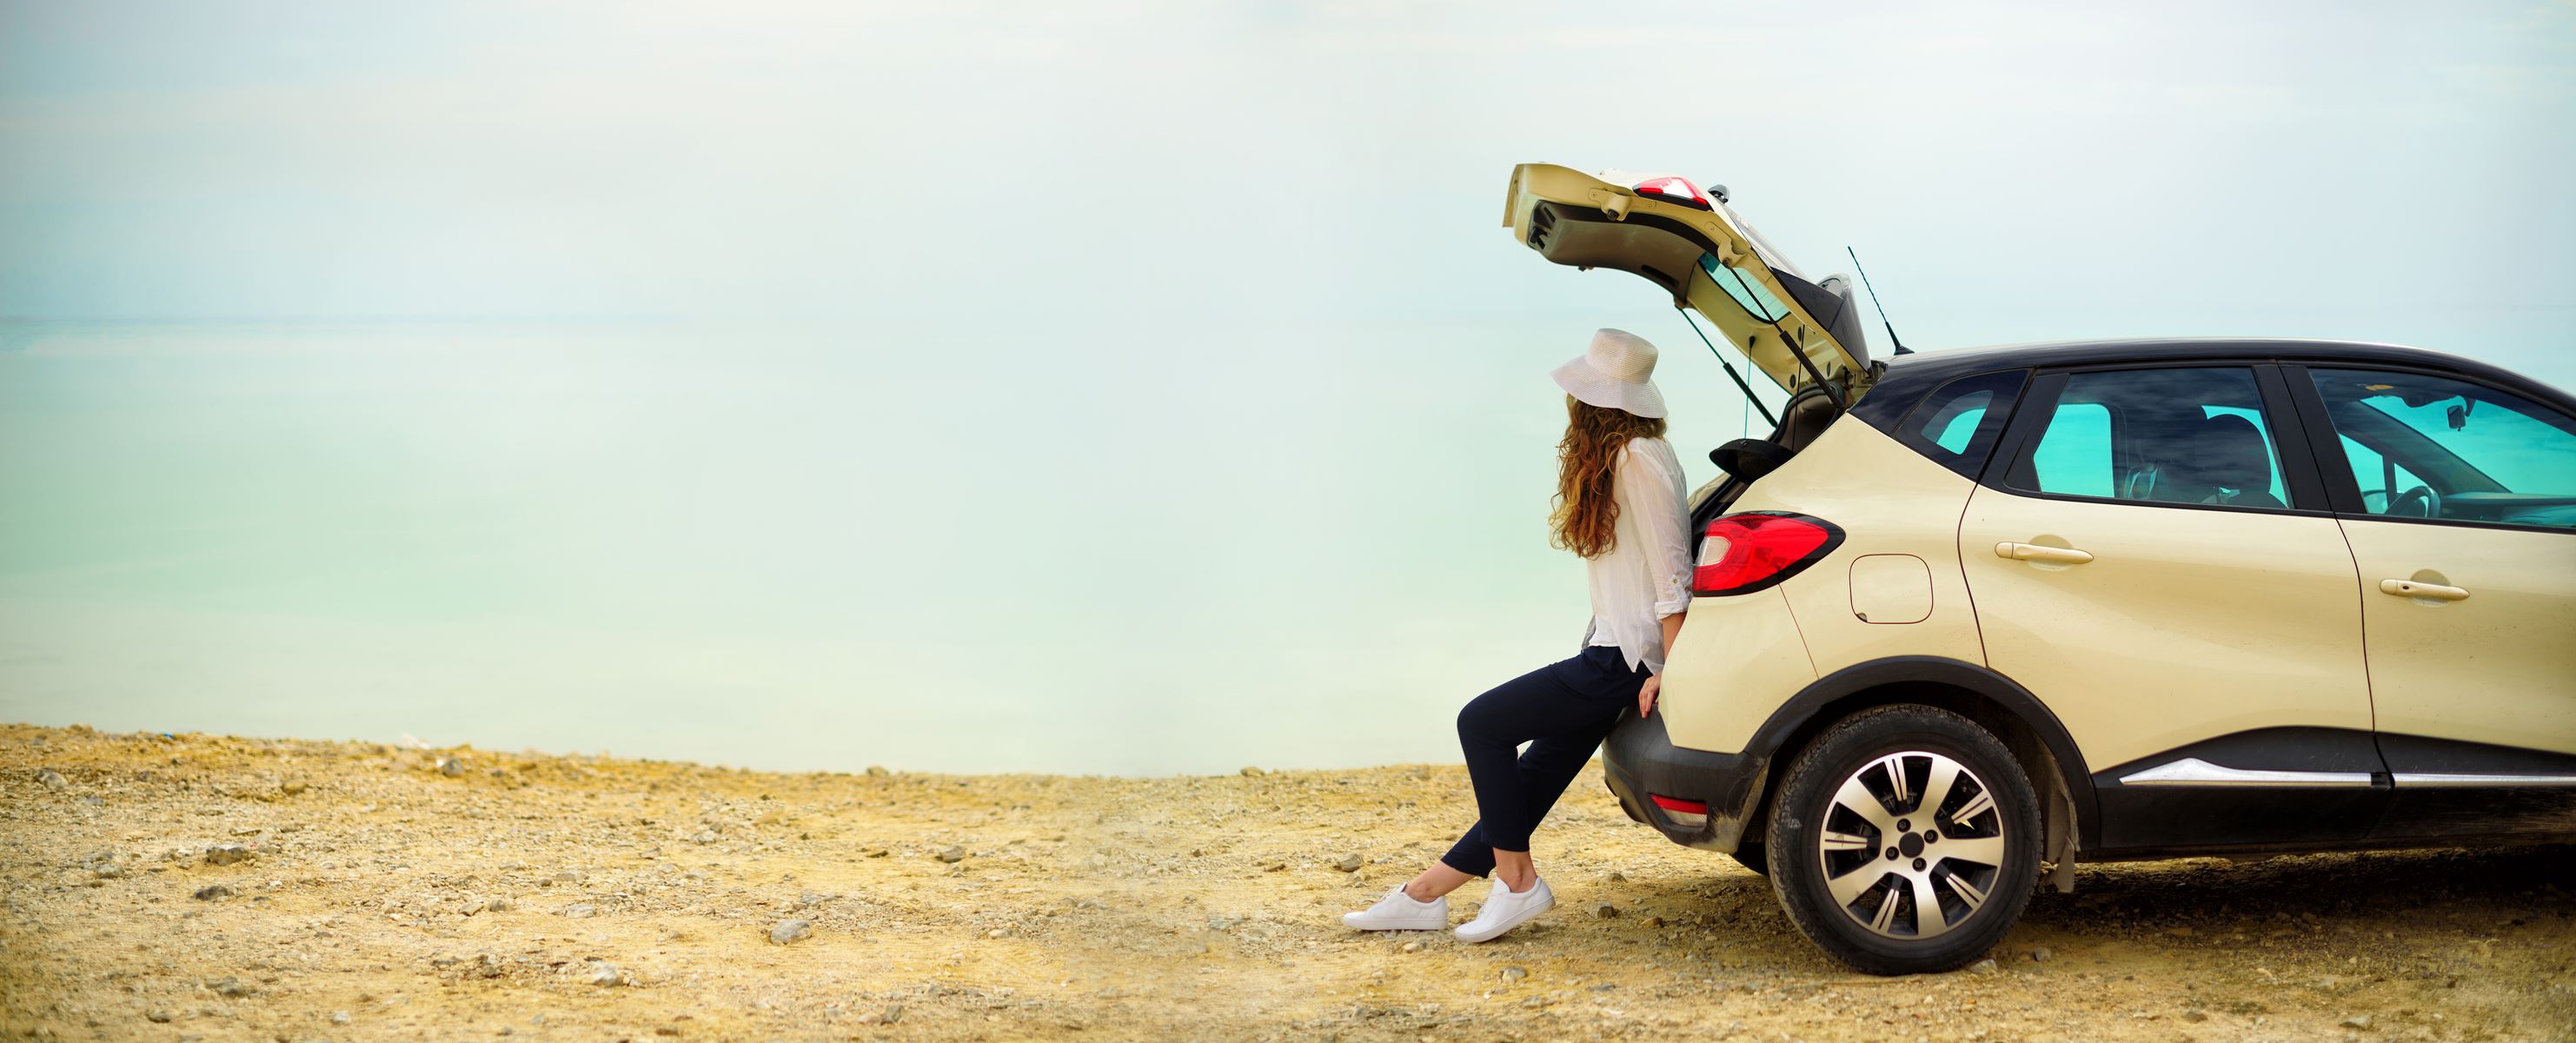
{"left": 1342, "top": 886, "right": 1449, "bottom": 931}
{"left": 1455, "top": 875, "right": 1554, "bottom": 943}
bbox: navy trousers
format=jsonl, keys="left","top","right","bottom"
{"left": 1437, "top": 644, "right": 1651, "bottom": 878}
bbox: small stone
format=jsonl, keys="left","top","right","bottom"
{"left": 203, "top": 844, "right": 253, "bottom": 866}
{"left": 1399, "top": 941, "right": 1422, "bottom": 953}
{"left": 36, "top": 768, "right": 69, "bottom": 791}
{"left": 436, "top": 756, "right": 466, "bottom": 776}
{"left": 280, "top": 780, "right": 309, "bottom": 795}
{"left": 1642, "top": 915, "right": 1665, "bottom": 927}
{"left": 588, "top": 962, "right": 624, "bottom": 987}
{"left": 1605, "top": 871, "right": 1626, "bottom": 882}
{"left": 1593, "top": 903, "right": 1618, "bottom": 919}
{"left": 2182, "top": 1009, "right": 2208, "bottom": 1023}
{"left": 330, "top": 1011, "right": 351, "bottom": 1024}
{"left": 561, "top": 904, "right": 597, "bottom": 919}
{"left": 865, "top": 765, "right": 889, "bottom": 777}
{"left": 145, "top": 1011, "right": 173, "bottom": 1024}
{"left": 483, "top": 897, "right": 512, "bottom": 913}
{"left": 192, "top": 884, "right": 235, "bottom": 901}
{"left": 2028, "top": 946, "right": 2054, "bottom": 962}
{"left": 769, "top": 919, "right": 811, "bottom": 945}
{"left": 2341, "top": 1014, "right": 2374, "bottom": 1030}
{"left": 2167, "top": 926, "right": 2196, "bottom": 938}
{"left": 864, "top": 847, "right": 890, "bottom": 859}
{"left": 473, "top": 953, "right": 506, "bottom": 979}
{"left": 1500, "top": 966, "right": 1528, "bottom": 983}
{"left": 92, "top": 861, "right": 125, "bottom": 880}
{"left": 1965, "top": 958, "right": 1999, "bottom": 975}
{"left": 936, "top": 846, "right": 966, "bottom": 863}
{"left": 1262, "top": 861, "right": 1286, "bottom": 873}
{"left": 1239, "top": 767, "right": 1265, "bottom": 777}
{"left": 206, "top": 977, "right": 250, "bottom": 997}
{"left": 551, "top": 869, "right": 586, "bottom": 884}
{"left": 1332, "top": 854, "right": 1363, "bottom": 873}
{"left": 798, "top": 889, "right": 825, "bottom": 907}
{"left": 986, "top": 927, "right": 1010, "bottom": 939}
{"left": 881, "top": 1005, "right": 904, "bottom": 1024}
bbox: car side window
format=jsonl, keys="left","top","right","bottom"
{"left": 2307, "top": 369, "right": 2576, "bottom": 530}
{"left": 1893, "top": 369, "right": 2027, "bottom": 479}
{"left": 2005, "top": 368, "right": 2294, "bottom": 510}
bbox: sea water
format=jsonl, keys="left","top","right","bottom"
{"left": 0, "top": 318, "right": 1774, "bottom": 774}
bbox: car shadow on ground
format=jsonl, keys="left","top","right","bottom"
{"left": 1586, "top": 843, "right": 2573, "bottom": 979}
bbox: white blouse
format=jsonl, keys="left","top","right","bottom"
{"left": 1580, "top": 437, "right": 1696, "bottom": 674}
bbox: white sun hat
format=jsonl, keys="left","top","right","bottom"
{"left": 1550, "top": 329, "right": 1667, "bottom": 419}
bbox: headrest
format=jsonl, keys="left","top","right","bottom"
{"left": 2191, "top": 414, "right": 2272, "bottom": 492}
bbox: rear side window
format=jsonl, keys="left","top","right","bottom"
{"left": 2004, "top": 367, "right": 2295, "bottom": 510}
{"left": 1894, "top": 370, "right": 2027, "bottom": 479}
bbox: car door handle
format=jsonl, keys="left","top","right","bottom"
{"left": 1995, "top": 541, "right": 2095, "bottom": 565}
{"left": 2380, "top": 578, "right": 2469, "bottom": 601}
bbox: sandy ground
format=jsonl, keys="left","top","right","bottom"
{"left": 2, "top": 724, "right": 2571, "bottom": 1042}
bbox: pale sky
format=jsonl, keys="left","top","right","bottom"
{"left": 4, "top": 1, "right": 2572, "bottom": 375}
{"left": 3, "top": 3, "right": 2573, "bottom": 772}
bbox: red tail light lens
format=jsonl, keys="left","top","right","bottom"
{"left": 1650, "top": 794, "right": 1710, "bottom": 828}
{"left": 1631, "top": 176, "right": 1714, "bottom": 210}
{"left": 1693, "top": 513, "right": 1845, "bottom": 595}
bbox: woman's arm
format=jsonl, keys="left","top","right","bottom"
{"left": 1639, "top": 610, "right": 1688, "bottom": 717}
{"left": 1621, "top": 443, "right": 1696, "bottom": 717}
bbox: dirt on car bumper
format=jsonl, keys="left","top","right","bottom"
{"left": 1600, "top": 708, "right": 1772, "bottom": 854}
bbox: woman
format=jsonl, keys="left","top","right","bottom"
{"left": 1344, "top": 328, "right": 1693, "bottom": 943}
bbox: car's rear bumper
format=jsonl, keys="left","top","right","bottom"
{"left": 1600, "top": 708, "right": 1772, "bottom": 854}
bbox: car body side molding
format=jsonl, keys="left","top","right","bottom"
{"left": 2116, "top": 757, "right": 2376, "bottom": 787}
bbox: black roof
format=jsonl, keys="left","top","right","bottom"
{"left": 1883, "top": 337, "right": 2559, "bottom": 400}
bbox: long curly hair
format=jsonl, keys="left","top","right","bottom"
{"left": 1550, "top": 395, "right": 1667, "bottom": 560}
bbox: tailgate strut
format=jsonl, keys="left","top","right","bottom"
{"left": 1676, "top": 307, "right": 1779, "bottom": 428}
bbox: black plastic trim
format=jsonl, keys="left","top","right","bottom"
{"left": 1599, "top": 655, "right": 2100, "bottom": 854}
{"left": 1598, "top": 708, "right": 1763, "bottom": 851}
{"left": 1690, "top": 511, "right": 1846, "bottom": 596}
{"left": 2089, "top": 727, "right": 2392, "bottom": 853}
{"left": 2376, "top": 734, "right": 2576, "bottom": 776}
{"left": 1758, "top": 657, "right": 2097, "bottom": 841}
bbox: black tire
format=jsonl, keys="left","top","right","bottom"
{"left": 1730, "top": 841, "right": 1769, "bottom": 876}
{"left": 1765, "top": 704, "right": 2042, "bottom": 975}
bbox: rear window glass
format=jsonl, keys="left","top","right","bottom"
{"left": 1895, "top": 370, "right": 2028, "bottom": 479}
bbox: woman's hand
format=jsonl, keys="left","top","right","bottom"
{"left": 1637, "top": 674, "right": 1661, "bottom": 719}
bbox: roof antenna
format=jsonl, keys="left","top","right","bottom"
{"left": 1845, "top": 246, "right": 1914, "bottom": 356}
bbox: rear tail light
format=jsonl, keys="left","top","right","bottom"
{"left": 1650, "top": 794, "right": 1710, "bottom": 828}
{"left": 1693, "top": 512, "right": 1844, "bottom": 595}
{"left": 1630, "top": 176, "right": 1714, "bottom": 211}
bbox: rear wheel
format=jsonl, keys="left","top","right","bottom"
{"left": 1766, "top": 705, "right": 2041, "bottom": 974}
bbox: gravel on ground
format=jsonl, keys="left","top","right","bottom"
{"left": 3, "top": 722, "right": 2572, "bottom": 1041}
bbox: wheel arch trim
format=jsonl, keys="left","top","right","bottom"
{"left": 1743, "top": 656, "right": 2100, "bottom": 851}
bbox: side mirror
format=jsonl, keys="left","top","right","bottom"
{"left": 1710, "top": 439, "right": 1796, "bottom": 483}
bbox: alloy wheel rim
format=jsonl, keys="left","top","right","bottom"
{"left": 1814, "top": 750, "right": 2008, "bottom": 940}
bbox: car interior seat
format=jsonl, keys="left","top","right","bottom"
{"left": 2188, "top": 414, "right": 2285, "bottom": 508}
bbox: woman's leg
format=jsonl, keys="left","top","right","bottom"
{"left": 1401, "top": 861, "right": 1476, "bottom": 902}
{"left": 1436, "top": 661, "right": 1630, "bottom": 882}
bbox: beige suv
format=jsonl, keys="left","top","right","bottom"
{"left": 1504, "top": 163, "right": 2576, "bottom": 974}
